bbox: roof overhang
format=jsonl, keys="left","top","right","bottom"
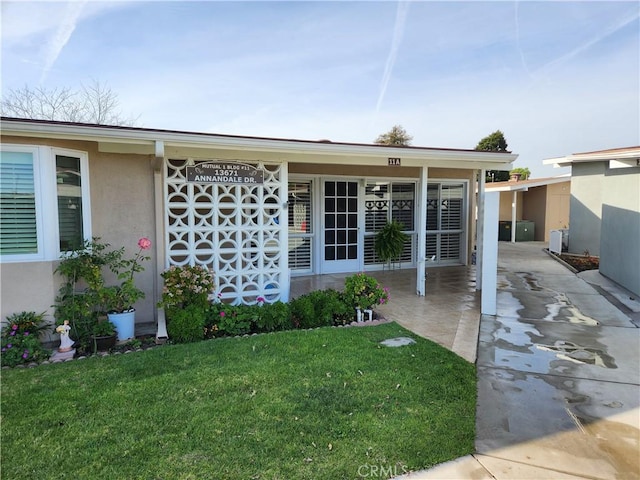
{"left": 485, "top": 175, "right": 571, "bottom": 192}
{"left": 1, "top": 117, "right": 517, "bottom": 170}
{"left": 544, "top": 147, "right": 640, "bottom": 168}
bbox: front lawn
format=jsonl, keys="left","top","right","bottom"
{"left": 1, "top": 323, "right": 476, "bottom": 479}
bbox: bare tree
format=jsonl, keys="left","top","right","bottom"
{"left": 1, "top": 81, "right": 138, "bottom": 126}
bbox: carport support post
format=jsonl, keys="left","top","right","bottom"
{"left": 480, "top": 191, "right": 499, "bottom": 315}
{"left": 476, "top": 170, "right": 485, "bottom": 290}
{"left": 153, "top": 140, "right": 168, "bottom": 341}
{"left": 511, "top": 190, "right": 517, "bottom": 243}
{"left": 416, "top": 166, "right": 429, "bottom": 296}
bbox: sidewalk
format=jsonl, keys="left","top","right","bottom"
{"left": 398, "top": 242, "right": 640, "bottom": 479}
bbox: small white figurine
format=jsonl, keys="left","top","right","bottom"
{"left": 56, "top": 320, "right": 74, "bottom": 352}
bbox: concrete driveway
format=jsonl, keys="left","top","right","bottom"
{"left": 401, "top": 242, "right": 640, "bottom": 479}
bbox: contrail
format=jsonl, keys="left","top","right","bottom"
{"left": 375, "top": 0, "right": 411, "bottom": 115}
{"left": 514, "top": 1, "right": 532, "bottom": 78}
{"left": 40, "top": 1, "right": 88, "bottom": 84}
{"left": 536, "top": 8, "right": 639, "bottom": 78}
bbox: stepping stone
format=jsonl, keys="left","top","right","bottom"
{"left": 380, "top": 337, "right": 416, "bottom": 347}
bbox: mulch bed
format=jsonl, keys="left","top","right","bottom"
{"left": 547, "top": 250, "right": 599, "bottom": 273}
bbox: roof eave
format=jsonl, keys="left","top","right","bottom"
{"left": 1, "top": 118, "right": 517, "bottom": 168}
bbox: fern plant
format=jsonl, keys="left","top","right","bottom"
{"left": 374, "top": 220, "right": 409, "bottom": 267}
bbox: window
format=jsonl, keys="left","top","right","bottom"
{"left": 0, "top": 150, "right": 38, "bottom": 255}
{"left": 364, "top": 181, "right": 415, "bottom": 266}
{"left": 288, "top": 180, "right": 312, "bottom": 272}
{"left": 0, "top": 145, "right": 91, "bottom": 262}
{"left": 56, "top": 155, "right": 84, "bottom": 251}
{"left": 426, "top": 182, "right": 466, "bottom": 264}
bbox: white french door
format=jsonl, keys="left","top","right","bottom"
{"left": 321, "top": 179, "right": 360, "bottom": 273}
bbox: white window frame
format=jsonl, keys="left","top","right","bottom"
{"left": 0, "top": 144, "right": 91, "bottom": 263}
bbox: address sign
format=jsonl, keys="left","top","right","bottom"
{"left": 186, "top": 162, "right": 264, "bottom": 184}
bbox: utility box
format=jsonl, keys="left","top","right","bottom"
{"left": 515, "top": 221, "right": 535, "bottom": 242}
{"left": 549, "top": 229, "right": 562, "bottom": 253}
{"left": 498, "top": 221, "right": 512, "bottom": 241}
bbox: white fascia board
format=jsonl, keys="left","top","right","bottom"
{"left": 485, "top": 176, "right": 570, "bottom": 192}
{"left": 1, "top": 118, "right": 517, "bottom": 168}
{"left": 544, "top": 148, "right": 640, "bottom": 167}
{"left": 543, "top": 156, "right": 569, "bottom": 167}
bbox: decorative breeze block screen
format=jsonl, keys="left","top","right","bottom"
{"left": 165, "top": 159, "right": 284, "bottom": 305}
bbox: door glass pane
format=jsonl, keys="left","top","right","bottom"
{"left": 392, "top": 183, "right": 415, "bottom": 230}
{"left": 365, "top": 183, "right": 389, "bottom": 233}
{"left": 325, "top": 230, "right": 335, "bottom": 244}
{"left": 325, "top": 246, "right": 335, "bottom": 260}
{"left": 427, "top": 184, "right": 439, "bottom": 231}
{"left": 288, "top": 181, "right": 313, "bottom": 271}
{"left": 425, "top": 183, "right": 465, "bottom": 264}
{"left": 288, "top": 181, "right": 311, "bottom": 234}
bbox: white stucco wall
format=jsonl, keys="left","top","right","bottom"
{"left": 569, "top": 162, "right": 605, "bottom": 255}
{"left": 599, "top": 166, "right": 640, "bottom": 297}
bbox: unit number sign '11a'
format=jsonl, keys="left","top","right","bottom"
{"left": 186, "top": 162, "right": 264, "bottom": 184}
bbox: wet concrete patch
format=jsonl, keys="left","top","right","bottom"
{"left": 478, "top": 316, "right": 640, "bottom": 384}
{"left": 498, "top": 290, "right": 634, "bottom": 327}
{"left": 515, "top": 271, "right": 543, "bottom": 291}
{"left": 499, "top": 270, "right": 602, "bottom": 295}
{"left": 477, "top": 366, "right": 640, "bottom": 478}
{"left": 536, "top": 341, "right": 617, "bottom": 369}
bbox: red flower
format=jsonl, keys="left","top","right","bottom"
{"left": 138, "top": 237, "right": 152, "bottom": 250}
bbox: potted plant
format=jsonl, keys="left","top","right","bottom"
{"left": 90, "top": 318, "right": 117, "bottom": 352}
{"left": 374, "top": 220, "right": 409, "bottom": 268}
{"left": 99, "top": 237, "right": 151, "bottom": 341}
{"left": 53, "top": 238, "right": 121, "bottom": 354}
{"left": 343, "top": 272, "right": 390, "bottom": 317}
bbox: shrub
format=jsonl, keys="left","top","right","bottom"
{"left": 159, "top": 265, "right": 216, "bottom": 316}
{"left": 255, "top": 301, "right": 291, "bottom": 332}
{"left": 167, "top": 304, "right": 206, "bottom": 343}
{"left": 290, "top": 289, "right": 352, "bottom": 328}
{"left": 207, "top": 304, "right": 255, "bottom": 337}
{"left": 343, "top": 273, "right": 389, "bottom": 311}
{"left": 1, "top": 312, "right": 51, "bottom": 367}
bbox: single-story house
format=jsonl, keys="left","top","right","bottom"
{"left": 545, "top": 146, "right": 640, "bottom": 297}
{"left": 485, "top": 174, "right": 571, "bottom": 242}
{"left": 1, "top": 117, "right": 516, "bottom": 337}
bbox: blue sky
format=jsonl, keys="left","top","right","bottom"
{"left": 2, "top": 1, "right": 639, "bottom": 177}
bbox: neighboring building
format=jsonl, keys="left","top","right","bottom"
{"left": 545, "top": 146, "right": 640, "bottom": 297}
{"left": 485, "top": 174, "right": 571, "bottom": 242}
{"left": 0, "top": 117, "right": 516, "bottom": 332}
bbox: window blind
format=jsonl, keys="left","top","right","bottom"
{"left": 0, "top": 152, "right": 37, "bottom": 254}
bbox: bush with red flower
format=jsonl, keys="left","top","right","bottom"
{"left": 98, "top": 237, "right": 152, "bottom": 313}
{"left": 343, "top": 273, "right": 390, "bottom": 311}
{"left": 1, "top": 311, "right": 51, "bottom": 367}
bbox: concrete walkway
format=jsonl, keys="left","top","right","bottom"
{"left": 291, "top": 265, "right": 481, "bottom": 363}
{"left": 399, "top": 242, "right": 640, "bottom": 479}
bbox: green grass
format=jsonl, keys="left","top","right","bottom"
{"left": 1, "top": 323, "right": 476, "bottom": 479}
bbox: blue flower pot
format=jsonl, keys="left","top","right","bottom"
{"left": 107, "top": 311, "right": 135, "bottom": 341}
